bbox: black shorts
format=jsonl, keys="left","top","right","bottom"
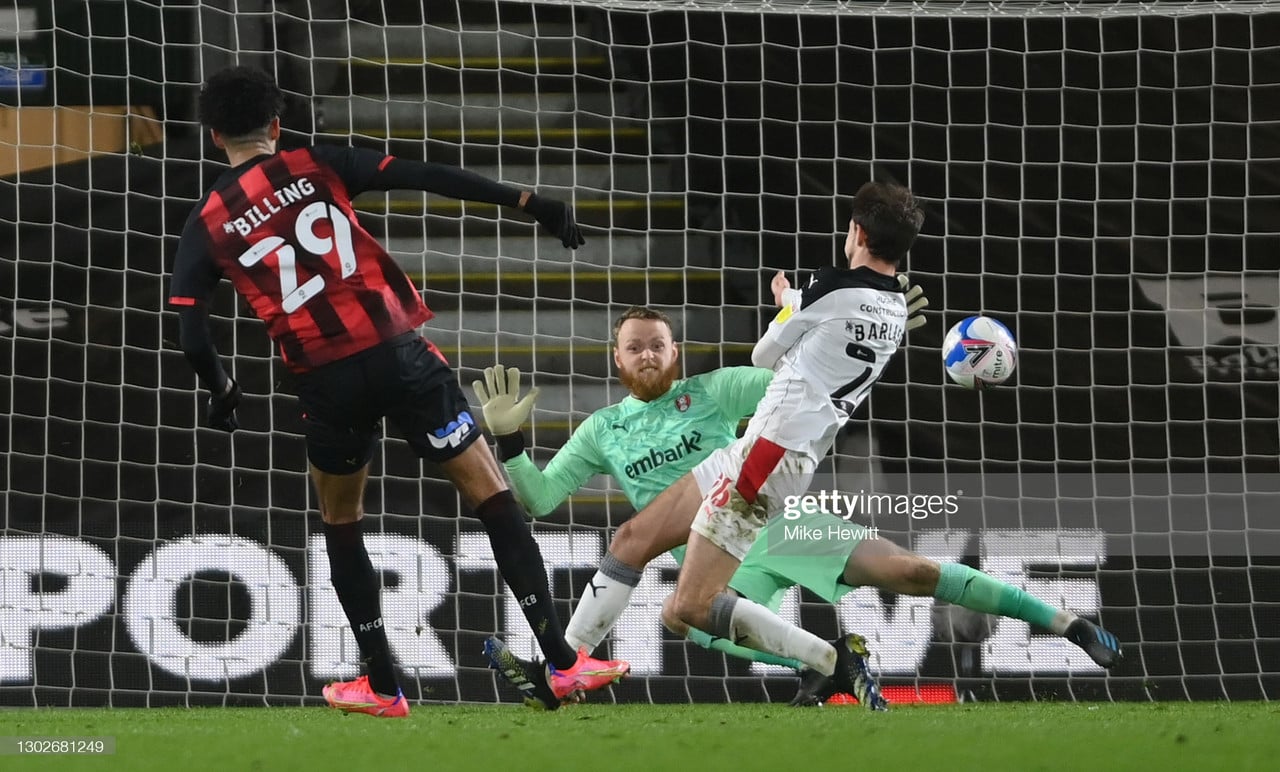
{"left": 294, "top": 333, "right": 481, "bottom": 474}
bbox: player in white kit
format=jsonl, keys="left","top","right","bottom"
{"left": 660, "top": 181, "right": 921, "bottom": 706}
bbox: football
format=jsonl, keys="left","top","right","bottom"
{"left": 942, "top": 316, "right": 1017, "bottom": 389}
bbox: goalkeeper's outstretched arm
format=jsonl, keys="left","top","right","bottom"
{"left": 471, "top": 365, "right": 604, "bottom": 516}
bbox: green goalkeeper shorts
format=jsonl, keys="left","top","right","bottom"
{"left": 730, "top": 506, "right": 870, "bottom": 612}
{"left": 668, "top": 506, "right": 868, "bottom": 613}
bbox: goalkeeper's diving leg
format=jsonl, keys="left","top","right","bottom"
{"left": 841, "top": 537, "right": 1123, "bottom": 667}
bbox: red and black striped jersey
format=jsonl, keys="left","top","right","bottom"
{"left": 169, "top": 145, "right": 432, "bottom": 372}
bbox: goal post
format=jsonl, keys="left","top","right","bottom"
{"left": 1, "top": 0, "right": 1276, "bottom": 707}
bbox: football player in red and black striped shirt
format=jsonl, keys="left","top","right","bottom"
{"left": 170, "top": 66, "right": 627, "bottom": 715}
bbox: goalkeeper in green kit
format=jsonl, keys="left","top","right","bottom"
{"left": 477, "top": 292, "right": 1122, "bottom": 708}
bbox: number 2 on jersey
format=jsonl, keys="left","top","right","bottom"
{"left": 830, "top": 342, "right": 879, "bottom": 415}
{"left": 236, "top": 201, "right": 357, "bottom": 314}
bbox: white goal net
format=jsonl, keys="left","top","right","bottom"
{"left": 1, "top": 0, "right": 1276, "bottom": 707}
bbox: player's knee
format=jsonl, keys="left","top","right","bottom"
{"left": 665, "top": 589, "right": 710, "bottom": 632}
{"left": 660, "top": 594, "right": 690, "bottom": 637}
{"left": 612, "top": 518, "right": 637, "bottom": 549}
{"left": 609, "top": 519, "right": 654, "bottom": 566}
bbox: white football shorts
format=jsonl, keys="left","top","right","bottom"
{"left": 690, "top": 434, "right": 818, "bottom": 561}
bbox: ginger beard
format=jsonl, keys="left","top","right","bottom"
{"left": 618, "top": 357, "right": 681, "bottom": 402}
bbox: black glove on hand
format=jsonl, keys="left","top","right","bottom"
{"left": 524, "top": 193, "right": 585, "bottom": 249}
{"left": 207, "top": 377, "right": 241, "bottom": 432}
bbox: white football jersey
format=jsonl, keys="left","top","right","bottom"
{"left": 745, "top": 265, "right": 907, "bottom": 461}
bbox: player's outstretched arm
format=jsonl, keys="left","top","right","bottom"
{"left": 471, "top": 364, "right": 602, "bottom": 516}
{"left": 311, "top": 145, "right": 584, "bottom": 248}
{"left": 382, "top": 159, "right": 583, "bottom": 248}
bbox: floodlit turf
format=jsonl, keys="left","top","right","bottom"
{"left": 0, "top": 701, "right": 1276, "bottom": 772}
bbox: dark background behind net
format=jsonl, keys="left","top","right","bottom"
{"left": 1, "top": 2, "right": 1276, "bottom": 705}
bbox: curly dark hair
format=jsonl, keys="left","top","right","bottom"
{"left": 197, "top": 65, "right": 285, "bottom": 140}
{"left": 849, "top": 181, "right": 925, "bottom": 264}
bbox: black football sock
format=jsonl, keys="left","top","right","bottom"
{"left": 323, "top": 520, "right": 400, "bottom": 696}
{"left": 474, "top": 490, "right": 578, "bottom": 670}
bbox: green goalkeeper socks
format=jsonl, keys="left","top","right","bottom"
{"left": 934, "top": 562, "right": 1074, "bottom": 634}
{"left": 686, "top": 627, "right": 806, "bottom": 670}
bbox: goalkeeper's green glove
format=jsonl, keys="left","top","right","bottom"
{"left": 898, "top": 273, "right": 930, "bottom": 331}
{"left": 470, "top": 364, "right": 540, "bottom": 461}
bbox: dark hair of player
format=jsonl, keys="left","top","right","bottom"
{"left": 197, "top": 65, "right": 286, "bottom": 141}
{"left": 611, "top": 306, "right": 675, "bottom": 345}
{"left": 849, "top": 181, "right": 925, "bottom": 264}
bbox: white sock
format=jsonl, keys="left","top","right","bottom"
{"left": 564, "top": 554, "right": 642, "bottom": 652}
{"left": 711, "top": 593, "right": 837, "bottom": 676}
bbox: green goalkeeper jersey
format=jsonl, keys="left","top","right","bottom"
{"left": 503, "top": 366, "right": 774, "bottom": 517}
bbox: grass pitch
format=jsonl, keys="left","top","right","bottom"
{"left": 1, "top": 701, "right": 1275, "bottom": 772}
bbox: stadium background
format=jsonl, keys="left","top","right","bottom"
{"left": 1, "top": 0, "right": 1276, "bottom": 707}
